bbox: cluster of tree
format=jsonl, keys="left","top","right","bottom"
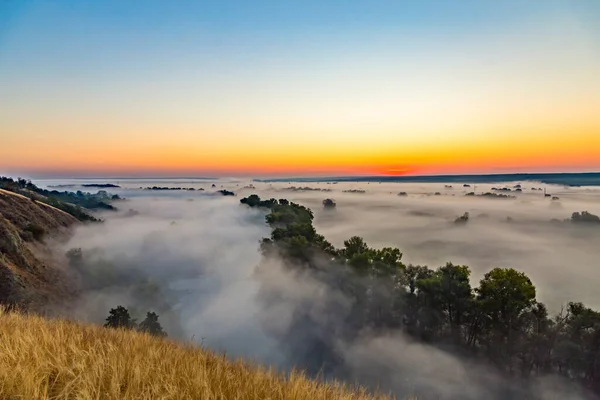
{"left": 82, "top": 183, "right": 121, "bottom": 188}
{"left": 322, "top": 198, "right": 336, "bottom": 209}
{"left": 466, "top": 192, "right": 516, "bottom": 199}
{"left": 491, "top": 187, "right": 520, "bottom": 192}
{"left": 218, "top": 189, "right": 235, "bottom": 196}
{"left": 104, "top": 305, "right": 167, "bottom": 337}
{"left": 549, "top": 211, "right": 600, "bottom": 226}
{"left": 571, "top": 211, "right": 600, "bottom": 224}
{"left": 0, "top": 177, "right": 106, "bottom": 222}
{"left": 240, "top": 194, "right": 279, "bottom": 208}
{"left": 284, "top": 186, "right": 332, "bottom": 192}
{"left": 143, "top": 186, "right": 202, "bottom": 191}
{"left": 241, "top": 194, "right": 600, "bottom": 396}
{"left": 342, "top": 189, "right": 366, "bottom": 193}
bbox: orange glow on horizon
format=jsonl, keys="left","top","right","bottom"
{"left": 2, "top": 5, "right": 600, "bottom": 179}
{"left": 4, "top": 130, "right": 599, "bottom": 177}
{"left": 3, "top": 117, "right": 600, "bottom": 177}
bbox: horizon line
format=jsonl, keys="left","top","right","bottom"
{"left": 9, "top": 170, "right": 599, "bottom": 181}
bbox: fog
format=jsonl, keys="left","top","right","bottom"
{"left": 247, "top": 181, "right": 600, "bottom": 311}
{"left": 59, "top": 193, "right": 283, "bottom": 364}
{"left": 52, "top": 179, "right": 600, "bottom": 399}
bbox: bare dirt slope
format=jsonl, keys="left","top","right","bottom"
{"left": 0, "top": 188, "right": 78, "bottom": 309}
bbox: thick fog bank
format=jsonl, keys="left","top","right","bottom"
{"left": 52, "top": 179, "right": 600, "bottom": 399}
{"left": 59, "top": 194, "right": 284, "bottom": 364}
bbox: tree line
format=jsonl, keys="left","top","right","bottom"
{"left": 104, "top": 305, "right": 167, "bottom": 337}
{"left": 241, "top": 194, "right": 600, "bottom": 397}
{"left": 0, "top": 176, "right": 122, "bottom": 222}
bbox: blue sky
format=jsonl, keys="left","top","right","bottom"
{"left": 1, "top": 0, "right": 599, "bottom": 177}
{"left": 2, "top": 0, "right": 598, "bottom": 90}
{"left": 4, "top": 0, "right": 596, "bottom": 72}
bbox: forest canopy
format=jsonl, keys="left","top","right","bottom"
{"left": 0, "top": 176, "right": 122, "bottom": 222}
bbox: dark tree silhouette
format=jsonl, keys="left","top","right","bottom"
{"left": 240, "top": 194, "right": 261, "bottom": 207}
{"left": 139, "top": 312, "right": 167, "bottom": 337}
{"left": 322, "top": 198, "right": 336, "bottom": 209}
{"left": 571, "top": 211, "right": 600, "bottom": 224}
{"left": 104, "top": 306, "right": 136, "bottom": 329}
{"left": 454, "top": 212, "right": 469, "bottom": 224}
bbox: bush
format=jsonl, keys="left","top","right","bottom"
{"left": 454, "top": 212, "right": 469, "bottom": 225}
{"left": 571, "top": 211, "right": 600, "bottom": 224}
{"left": 23, "top": 223, "right": 46, "bottom": 242}
{"left": 322, "top": 199, "right": 336, "bottom": 209}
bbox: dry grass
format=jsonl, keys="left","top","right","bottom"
{"left": 0, "top": 308, "right": 397, "bottom": 400}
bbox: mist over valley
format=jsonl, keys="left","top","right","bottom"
{"left": 23, "top": 176, "right": 600, "bottom": 399}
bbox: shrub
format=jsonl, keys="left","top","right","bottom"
{"left": 454, "top": 212, "right": 469, "bottom": 225}
{"left": 23, "top": 223, "right": 46, "bottom": 242}
{"left": 322, "top": 198, "right": 336, "bottom": 209}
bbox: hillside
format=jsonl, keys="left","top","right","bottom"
{"left": 1, "top": 176, "right": 118, "bottom": 221}
{"left": 0, "top": 188, "right": 78, "bottom": 309}
{"left": 0, "top": 307, "right": 394, "bottom": 400}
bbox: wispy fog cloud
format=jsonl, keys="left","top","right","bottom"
{"left": 53, "top": 180, "right": 600, "bottom": 399}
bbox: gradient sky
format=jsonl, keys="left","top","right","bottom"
{"left": 1, "top": 0, "right": 599, "bottom": 178}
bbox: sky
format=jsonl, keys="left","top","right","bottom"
{"left": 1, "top": 0, "right": 599, "bottom": 178}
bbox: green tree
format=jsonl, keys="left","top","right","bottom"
{"left": 517, "top": 302, "right": 554, "bottom": 376}
{"left": 417, "top": 263, "right": 473, "bottom": 343}
{"left": 341, "top": 236, "right": 369, "bottom": 259}
{"left": 322, "top": 198, "right": 336, "bottom": 209}
{"left": 240, "top": 194, "right": 261, "bottom": 207}
{"left": 104, "top": 306, "right": 136, "bottom": 329}
{"left": 476, "top": 268, "right": 536, "bottom": 371}
{"left": 139, "top": 311, "right": 167, "bottom": 337}
{"left": 553, "top": 302, "right": 600, "bottom": 385}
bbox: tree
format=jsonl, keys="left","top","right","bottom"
{"left": 322, "top": 198, "right": 336, "bottom": 209}
{"left": 553, "top": 302, "right": 600, "bottom": 386}
{"left": 104, "top": 306, "right": 136, "bottom": 329}
{"left": 454, "top": 212, "right": 469, "bottom": 224}
{"left": 342, "top": 236, "right": 369, "bottom": 259}
{"left": 65, "top": 248, "right": 83, "bottom": 267}
{"left": 477, "top": 268, "right": 536, "bottom": 327}
{"left": 476, "top": 268, "right": 536, "bottom": 371}
{"left": 139, "top": 312, "right": 167, "bottom": 337}
{"left": 240, "top": 194, "right": 261, "bottom": 207}
{"left": 397, "top": 265, "right": 434, "bottom": 337}
{"left": 417, "top": 263, "right": 473, "bottom": 343}
{"left": 571, "top": 211, "right": 600, "bottom": 224}
{"left": 517, "top": 302, "right": 553, "bottom": 376}
{"left": 372, "top": 247, "right": 404, "bottom": 277}
{"left": 401, "top": 264, "right": 433, "bottom": 295}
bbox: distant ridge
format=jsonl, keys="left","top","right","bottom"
{"left": 256, "top": 172, "right": 600, "bottom": 187}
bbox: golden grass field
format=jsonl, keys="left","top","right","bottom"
{"left": 0, "top": 308, "right": 399, "bottom": 400}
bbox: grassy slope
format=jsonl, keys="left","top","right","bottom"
{"left": 0, "top": 309, "right": 395, "bottom": 400}
{"left": 0, "top": 189, "right": 78, "bottom": 308}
